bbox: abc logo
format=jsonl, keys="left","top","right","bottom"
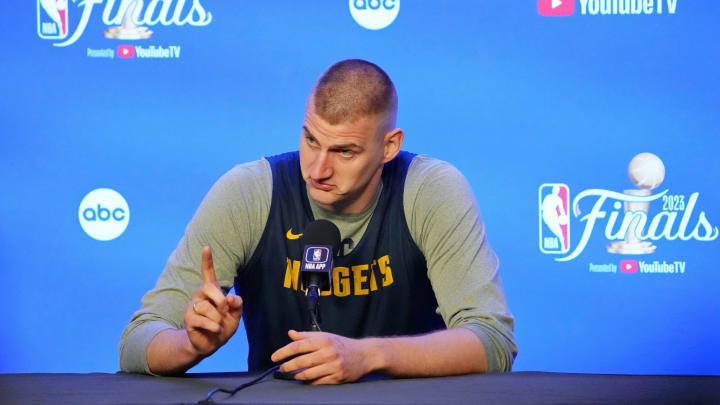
{"left": 78, "top": 188, "right": 130, "bottom": 241}
{"left": 349, "top": 0, "right": 400, "bottom": 30}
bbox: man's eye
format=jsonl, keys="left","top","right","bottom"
{"left": 340, "top": 150, "right": 354, "bottom": 158}
{"left": 306, "top": 136, "right": 317, "bottom": 145}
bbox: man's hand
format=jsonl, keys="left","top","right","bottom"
{"left": 271, "top": 330, "right": 379, "bottom": 385}
{"left": 184, "top": 246, "right": 243, "bottom": 356}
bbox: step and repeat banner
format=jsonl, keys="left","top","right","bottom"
{"left": 1, "top": 1, "right": 718, "bottom": 374}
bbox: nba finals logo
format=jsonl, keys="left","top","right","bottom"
{"left": 539, "top": 152, "right": 718, "bottom": 262}
{"left": 37, "top": 0, "right": 212, "bottom": 47}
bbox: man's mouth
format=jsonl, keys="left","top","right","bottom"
{"left": 309, "top": 178, "right": 334, "bottom": 192}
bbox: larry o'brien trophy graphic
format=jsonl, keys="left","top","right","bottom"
{"left": 103, "top": 0, "right": 152, "bottom": 39}
{"left": 606, "top": 152, "right": 665, "bottom": 254}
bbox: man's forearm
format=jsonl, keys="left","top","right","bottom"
{"left": 146, "top": 328, "right": 205, "bottom": 375}
{"left": 365, "top": 327, "right": 487, "bottom": 377}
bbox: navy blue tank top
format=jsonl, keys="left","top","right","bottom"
{"left": 234, "top": 151, "right": 445, "bottom": 371}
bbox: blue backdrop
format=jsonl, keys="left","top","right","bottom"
{"left": 1, "top": 1, "right": 718, "bottom": 375}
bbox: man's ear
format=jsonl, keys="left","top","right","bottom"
{"left": 382, "top": 128, "right": 404, "bottom": 163}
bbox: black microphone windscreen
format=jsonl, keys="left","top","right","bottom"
{"left": 301, "top": 220, "right": 341, "bottom": 252}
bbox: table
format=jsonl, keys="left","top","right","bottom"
{"left": 1, "top": 371, "right": 718, "bottom": 404}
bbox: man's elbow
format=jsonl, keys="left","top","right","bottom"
{"left": 461, "top": 324, "right": 517, "bottom": 373}
{"left": 490, "top": 341, "right": 518, "bottom": 373}
{"left": 118, "top": 339, "right": 148, "bottom": 374}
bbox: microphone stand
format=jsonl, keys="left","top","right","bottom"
{"left": 306, "top": 285, "right": 322, "bottom": 332}
{"left": 273, "top": 283, "right": 322, "bottom": 381}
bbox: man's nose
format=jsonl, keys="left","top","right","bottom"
{"left": 310, "top": 150, "right": 332, "bottom": 180}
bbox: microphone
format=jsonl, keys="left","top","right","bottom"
{"left": 273, "top": 220, "right": 341, "bottom": 381}
{"left": 300, "top": 220, "right": 340, "bottom": 331}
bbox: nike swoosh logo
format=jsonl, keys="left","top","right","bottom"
{"left": 286, "top": 228, "right": 303, "bottom": 240}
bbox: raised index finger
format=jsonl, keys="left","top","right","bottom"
{"left": 201, "top": 246, "right": 219, "bottom": 287}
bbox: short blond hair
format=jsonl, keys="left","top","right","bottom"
{"left": 312, "top": 59, "right": 397, "bottom": 127}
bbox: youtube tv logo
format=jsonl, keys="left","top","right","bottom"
{"left": 620, "top": 260, "right": 638, "bottom": 274}
{"left": 117, "top": 45, "right": 135, "bottom": 58}
{"left": 538, "top": 0, "right": 574, "bottom": 16}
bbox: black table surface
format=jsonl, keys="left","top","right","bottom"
{"left": 1, "top": 371, "right": 718, "bottom": 405}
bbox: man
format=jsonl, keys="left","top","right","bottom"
{"left": 120, "top": 59, "right": 517, "bottom": 384}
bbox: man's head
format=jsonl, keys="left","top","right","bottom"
{"left": 312, "top": 59, "right": 398, "bottom": 132}
{"left": 300, "top": 59, "right": 403, "bottom": 213}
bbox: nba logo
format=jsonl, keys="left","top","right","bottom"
{"left": 37, "top": 0, "right": 69, "bottom": 39}
{"left": 539, "top": 183, "right": 570, "bottom": 254}
{"left": 313, "top": 249, "right": 322, "bottom": 262}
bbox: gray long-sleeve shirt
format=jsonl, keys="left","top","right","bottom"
{"left": 119, "top": 154, "right": 517, "bottom": 374}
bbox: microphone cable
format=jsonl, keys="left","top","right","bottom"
{"left": 198, "top": 365, "right": 280, "bottom": 404}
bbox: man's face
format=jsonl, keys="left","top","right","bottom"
{"left": 299, "top": 107, "right": 390, "bottom": 213}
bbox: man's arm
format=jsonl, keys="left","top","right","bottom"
{"left": 145, "top": 329, "right": 204, "bottom": 375}
{"left": 272, "top": 327, "right": 485, "bottom": 384}
{"left": 370, "top": 327, "right": 487, "bottom": 376}
{"left": 145, "top": 247, "right": 243, "bottom": 375}
{"left": 405, "top": 155, "right": 517, "bottom": 373}
{"left": 119, "top": 160, "right": 271, "bottom": 374}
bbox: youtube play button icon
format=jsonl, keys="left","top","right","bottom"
{"left": 538, "top": 0, "right": 574, "bottom": 16}
{"left": 620, "top": 260, "right": 638, "bottom": 274}
{"left": 117, "top": 45, "right": 135, "bottom": 58}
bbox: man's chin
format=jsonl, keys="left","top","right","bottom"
{"left": 308, "top": 188, "right": 339, "bottom": 209}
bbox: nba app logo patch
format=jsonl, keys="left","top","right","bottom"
{"left": 538, "top": 0, "right": 574, "bottom": 16}
{"left": 37, "top": 0, "right": 69, "bottom": 39}
{"left": 306, "top": 247, "right": 329, "bottom": 263}
{"left": 539, "top": 184, "right": 571, "bottom": 254}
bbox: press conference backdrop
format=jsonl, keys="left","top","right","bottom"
{"left": 1, "top": 1, "right": 718, "bottom": 375}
